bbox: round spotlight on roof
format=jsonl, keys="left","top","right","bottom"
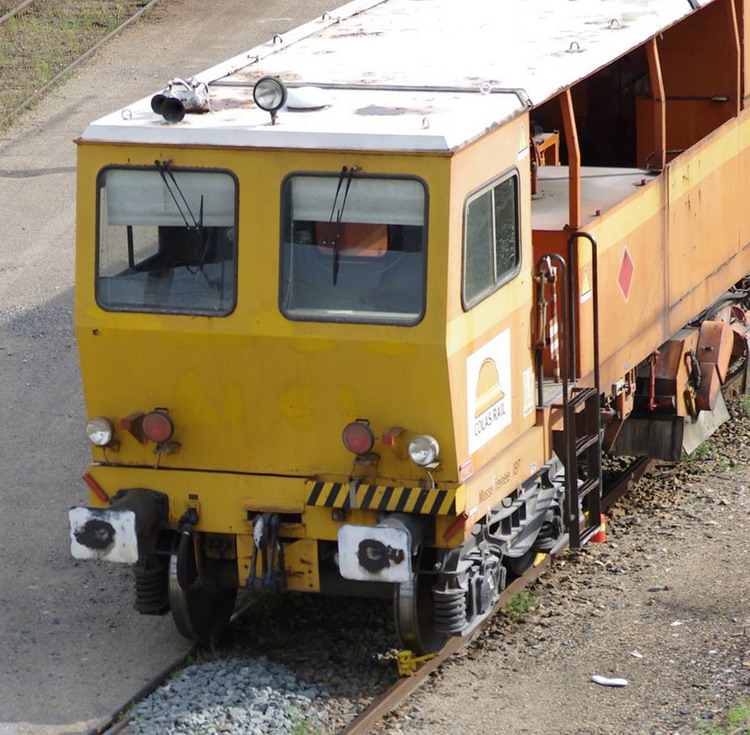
{"left": 253, "top": 76, "right": 288, "bottom": 123}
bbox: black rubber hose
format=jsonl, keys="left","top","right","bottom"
{"left": 176, "top": 529, "right": 196, "bottom": 591}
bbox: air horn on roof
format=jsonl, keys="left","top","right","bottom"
{"left": 151, "top": 77, "right": 210, "bottom": 123}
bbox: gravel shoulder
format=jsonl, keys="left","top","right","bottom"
{"left": 379, "top": 413, "right": 750, "bottom": 735}
{"left": 120, "top": 406, "right": 750, "bottom": 735}
{"left": 0, "top": 2, "right": 331, "bottom": 733}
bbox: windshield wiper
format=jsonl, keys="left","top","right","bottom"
{"left": 155, "top": 159, "right": 202, "bottom": 232}
{"left": 325, "top": 165, "right": 359, "bottom": 285}
{"left": 155, "top": 159, "right": 208, "bottom": 274}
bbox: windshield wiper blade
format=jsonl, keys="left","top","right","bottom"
{"left": 155, "top": 159, "right": 201, "bottom": 232}
{"left": 326, "top": 165, "right": 358, "bottom": 285}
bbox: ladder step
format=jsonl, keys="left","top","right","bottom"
{"left": 575, "top": 433, "right": 599, "bottom": 454}
{"left": 568, "top": 387, "right": 598, "bottom": 409}
{"left": 578, "top": 477, "right": 600, "bottom": 498}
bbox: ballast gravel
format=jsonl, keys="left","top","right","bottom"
{"left": 129, "top": 656, "right": 328, "bottom": 734}
{"left": 126, "top": 404, "right": 750, "bottom": 735}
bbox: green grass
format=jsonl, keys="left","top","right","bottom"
{"left": 290, "top": 708, "right": 326, "bottom": 735}
{"left": 736, "top": 393, "right": 750, "bottom": 419}
{"left": 505, "top": 589, "right": 534, "bottom": 622}
{"left": 0, "top": 0, "right": 156, "bottom": 128}
{"left": 696, "top": 698, "right": 750, "bottom": 734}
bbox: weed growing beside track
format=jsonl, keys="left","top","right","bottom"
{"left": 0, "top": 0, "right": 159, "bottom": 127}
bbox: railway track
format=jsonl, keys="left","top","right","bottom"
{"left": 82, "top": 375, "right": 745, "bottom": 734}
{"left": 86, "top": 456, "right": 655, "bottom": 735}
{"left": 0, "top": 0, "right": 161, "bottom": 125}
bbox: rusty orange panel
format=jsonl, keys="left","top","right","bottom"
{"left": 666, "top": 118, "right": 743, "bottom": 333}
{"left": 741, "top": 0, "right": 750, "bottom": 105}
{"left": 638, "top": 99, "right": 735, "bottom": 167}
{"left": 697, "top": 320, "right": 735, "bottom": 381}
{"left": 532, "top": 179, "right": 668, "bottom": 394}
{"left": 562, "top": 177, "right": 665, "bottom": 393}
{"left": 696, "top": 363, "right": 722, "bottom": 411}
{"left": 659, "top": 1, "right": 735, "bottom": 100}
{"left": 740, "top": 115, "right": 750, "bottom": 243}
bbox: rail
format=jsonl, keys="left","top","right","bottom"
{"left": 0, "top": 0, "right": 162, "bottom": 126}
{"left": 87, "top": 456, "right": 655, "bottom": 735}
{"left": 0, "top": 0, "right": 36, "bottom": 26}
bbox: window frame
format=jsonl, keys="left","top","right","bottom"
{"left": 461, "top": 167, "right": 521, "bottom": 311}
{"left": 278, "top": 170, "right": 429, "bottom": 326}
{"left": 94, "top": 164, "right": 240, "bottom": 317}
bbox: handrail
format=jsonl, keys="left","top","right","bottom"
{"left": 535, "top": 253, "right": 569, "bottom": 408}
{"left": 566, "top": 231, "right": 600, "bottom": 390}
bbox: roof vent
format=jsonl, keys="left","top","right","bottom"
{"left": 286, "top": 86, "right": 328, "bottom": 112}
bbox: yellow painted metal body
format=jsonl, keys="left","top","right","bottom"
{"left": 75, "top": 114, "right": 545, "bottom": 587}
{"left": 74, "top": 2, "right": 750, "bottom": 594}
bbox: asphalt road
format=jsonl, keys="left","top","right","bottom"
{"left": 0, "top": 1, "right": 331, "bottom": 731}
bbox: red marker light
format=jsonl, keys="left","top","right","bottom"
{"left": 342, "top": 421, "right": 375, "bottom": 455}
{"left": 142, "top": 411, "right": 174, "bottom": 443}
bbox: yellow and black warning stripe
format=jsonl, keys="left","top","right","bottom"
{"left": 306, "top": 480, "right": 457, "bottom": 516}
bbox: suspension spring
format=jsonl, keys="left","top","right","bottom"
{"left": 433, "top": 586, "right": 467, "bottom": 634}
{"left": 133, "top": 559, "right": 169, "bottom": 615}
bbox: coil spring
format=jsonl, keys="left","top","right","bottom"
{"left": 433, "top": 586, "right": 467, "bottom": 634}
{"left": 133, "top": 561, "right": 169, "bottom": 615}
{"left": 533, "top": 518, "right": 560, "bottom": 553}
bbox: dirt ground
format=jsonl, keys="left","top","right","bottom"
{"left": 0, "top": 2, "right": 330, "bottom": 733}
{"left": 379, "top": 411, "right": 750, "bottom": 735}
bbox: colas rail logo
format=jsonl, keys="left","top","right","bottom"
{"left": 467, "top": 330, "right": 512, "bottom": 454}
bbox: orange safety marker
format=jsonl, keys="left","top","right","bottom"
{"left": 590, "top": 514, "right": 607, "bottom": 543}
{"left": 82, "top": 473, "right": 109, "bottom": 503}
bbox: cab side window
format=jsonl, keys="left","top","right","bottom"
{"left": 463, "top": 172, "right": 520, "bottom": 309}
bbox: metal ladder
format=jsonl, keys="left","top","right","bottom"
{"left": 535, "top": 232, "right": 603, "bottom": 548}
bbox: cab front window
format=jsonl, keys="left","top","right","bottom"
{"left": 280, "top": 173, "right": 427, "bottom": 325}
{"left": 96, "top": 166, "right": 237, "bottom": 315}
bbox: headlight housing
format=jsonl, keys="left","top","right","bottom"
{"left": 86, "top": 417, "right": 115, "bottom": 447}
{"left": 253, "top": 76, "right": 288, "bottom": 113}
{"left": 408, "top": 435, "right": 440, "bottom": 467}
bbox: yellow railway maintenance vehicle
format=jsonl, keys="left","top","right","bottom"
{"left": 70, "top": 0, "right": 750, "bottom": 651}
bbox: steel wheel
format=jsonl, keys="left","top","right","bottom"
{"left": 394, "top": 571, "right": 446, "bottom": 655}
{"left": 504, "top": 548, "right": 536, "bottom": 579}
{"left": 168, "top": 554, "right": 237, "bottom": 645}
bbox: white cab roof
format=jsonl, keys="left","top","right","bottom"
{"left": 82, "top": 0, "right": 713, "bottom": 153}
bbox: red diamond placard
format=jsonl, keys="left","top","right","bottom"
{"left": 617, "top": 247, "right": 634, "bottom": 301}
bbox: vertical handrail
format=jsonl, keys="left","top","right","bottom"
{"left": 566, "top": 231, "right": 602, "bottom": 546}
{"left": 535, "top": 253, "right": 578, "bottom": 544}
{"left": 566, "top": 231, "right": 600, "bottom": 389}
{"left": 535, "top": 253, "right": 569, "bottom": 406}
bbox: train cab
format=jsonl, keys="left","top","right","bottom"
{"left": 69, "top": 0, "right": 750, "bottom": 652}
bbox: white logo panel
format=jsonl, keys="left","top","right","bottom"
{"left": 467, "top": 329, "right": 512, "bottom": 454}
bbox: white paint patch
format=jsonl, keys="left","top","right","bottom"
{"left": 69, "top": 507, "right": 138, "bottom": 564}
{"left": 467, "top": 329, "right": 512, "bottom": 454}
{"left": 522, "top": 366, "right": 535, "bottom": 417}
{"left": 338, "top": 524, "right": 412, "bottom": 583}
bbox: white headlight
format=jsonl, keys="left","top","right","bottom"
{"left": 86, "top": 417, "right": 114, "bottom": 447}
{"left": 408, "top": 435, "right": 440, "bottom": 467}
{"left": 253, "top": 76, "right": 288, "bottom": 112}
